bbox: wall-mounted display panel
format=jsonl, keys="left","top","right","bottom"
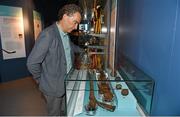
{"left": 0, "top": 5, "right": 26, "bottom": 60}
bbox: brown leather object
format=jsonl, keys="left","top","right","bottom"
{"left": 121, "top": 89, "right": 129, "bottom": 96}
{"left": 103, "top": 92, "right": 113, "bottom": 102}
{"left": 88, "top": 99, "right": 97, "bottom": 110}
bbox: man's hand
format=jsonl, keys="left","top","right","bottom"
{"left": 35, "top": 79, "right": 39, "bottom": 84}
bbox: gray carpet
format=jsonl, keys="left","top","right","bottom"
{"left": 0, "top": 77, "right": 47, "bottom": 116}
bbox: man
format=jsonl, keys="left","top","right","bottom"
{"left": 27, "top": 4, "right": 82, "bottom": 116}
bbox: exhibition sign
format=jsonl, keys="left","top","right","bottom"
{"left": 0, "top": 5, "right": 26, "bottom": 60}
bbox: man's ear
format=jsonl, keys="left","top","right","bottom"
{"left": 63, "top": 14, "right": 68, "bottom": 19}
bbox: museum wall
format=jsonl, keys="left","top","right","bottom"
{"left": 116, "top": 0, "right": 180, "bottom": 115}
{"left": 0, "top": 0, "right": 38, "bottom": 82}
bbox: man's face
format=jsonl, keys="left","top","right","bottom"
{"left": 63, "top": 12, "right": 81, "bottom": 33}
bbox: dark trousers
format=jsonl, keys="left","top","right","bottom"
{"left": 44, "top": 94, "right": 66, "bottom": 116}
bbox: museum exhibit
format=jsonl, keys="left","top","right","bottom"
{"left": 0, "top": 0, "right": 180, "bottom": 116}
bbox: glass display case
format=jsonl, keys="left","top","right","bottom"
{"left": 118, "top": 55, "right": 155, "bottom": 115}
{"left": 66, "top": 0, "right": 154, "bottom": 116}
{"left": 65, "top": 67, "right": 154, "bottom": 116}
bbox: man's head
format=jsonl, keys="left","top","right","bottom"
{"left": 58, "top": 4, "right": 82, "bottom": 33}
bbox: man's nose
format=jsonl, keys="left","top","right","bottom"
{"left": 74, "top": 24, "right": 78, "bottom": 29}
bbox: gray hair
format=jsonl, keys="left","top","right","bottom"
{"left": 58, "top": 4, "right": 82, "bottom": 20}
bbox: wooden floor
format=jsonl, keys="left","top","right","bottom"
{"left": 0, "top": 77, "right": 47, "bottom": 116}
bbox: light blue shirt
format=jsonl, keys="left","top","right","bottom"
{"left": 56, "top": 22, "right": 72, "bottom": 73}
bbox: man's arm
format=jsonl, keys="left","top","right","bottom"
{"left": 27, "top": 31, "right": 51, "bottom": 82}
{"left": 70, "top": 41, "right": 84, "bottom": 53}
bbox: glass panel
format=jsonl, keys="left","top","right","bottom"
{"left": 65, "top": 68, "right": 154, "bottom": 116}
{"left": 118, "top": 56, "right": 155, "bottom": 115}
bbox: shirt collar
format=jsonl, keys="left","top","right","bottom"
{"left": 56, "top": 22, "right": 68, "bottom": 37}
